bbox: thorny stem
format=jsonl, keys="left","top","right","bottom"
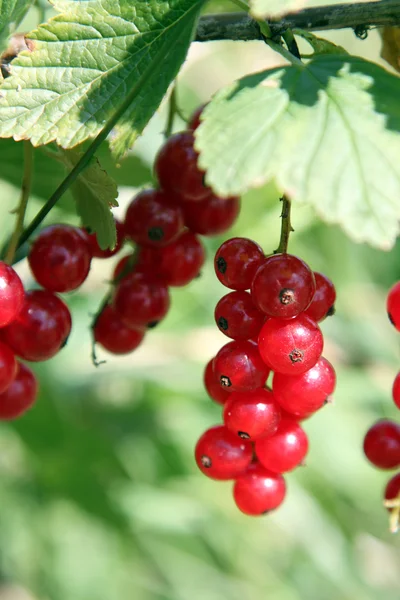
{"left": 275, "top": 196, "right": 294, "bottom": 255}
{"left": 4, "top": 142, "right": 33, "bottom": 265}
{"left": 384, "top": 495, "right": 400, "bottom": 534}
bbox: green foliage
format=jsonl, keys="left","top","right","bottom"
{"left": 0, "top": 0, "right": 33, "bottom": 51}
{"left": 0, "top": 0, "right": 205, "bottom": 158}
{"left": 196, "top": 55, "right": 400, "bottom": 249}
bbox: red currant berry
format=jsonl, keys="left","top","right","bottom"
{"left": 258, "top": 314, "right": 323, "bottom": 375}
{"left": 195, "top": 424, "right": 253, "bottom": 480}
{"left": 272, "top": 357, "right": 336, "bottom": 418}
{"left": 182, "top": 194, "right": 240, "bottom": 236}
{"left": 113, "top": 272, "right": 170, "bottom": 329}
{"left": 0, "top": 262, "right": 24, "bottom": 327}
{"left": 0, "top": 362, "right": 38, "bottom": 420}
{"left": 214, "top": 340, "right": 270, "bottom": 391}
{"left": 363, "top": 420, "right": 400, "bottom": 469}
{"left": 86, "top": 218, "right": 125, "bottom": 259}
{"left": 155, "top": 131, "right": 210, "bottom": 201}
{"left": 233, "top": 463, "right": 286, "bottom": 515}
{"left": 215, "top": 291, "right": 265, "bottom": 340}
{"left": 215, "top": 238, "right": 264, "bottom": 291}
{"left": 124, "top": 189, "right": 184, "bottom": 248}
{"left": 392, "top": 372, "right": 400, "bottom": 410}
{"left": 1, "top": 290, "right": 72, "bottom": 362}
{"left": 255, "top": 417, "right": 309, "bottom": 473}
{"left": 0, "top": 341, "right": 17, "bottom": 393}
{"left": 385, "top": 473, "right": 400, "bottom": 505}
{"left": 158, "top": 230, "right": 205, "bottom": 287}
{"left": 204, "top": 359, "right": 231, "bottom": 405}
{"left": 94, "top": 305, "right": 145, "bottom": 355}
{"left": 304, "top": 272, "right": 336, "bottom": 322}
{"left": 28, "top": 225, "right": 92, "bottom": 292}
{"left": 113, "top": 248, "right": 162, "bottom": 281}
{"left": 223, "top": 388, "right": 281, "bottom": 441}
{"left": 387, "top": 282, "right": 400, "bottom": 331}
{"left": 188, "top": 104, "right": 206, "bottom": 131}
{"left": 251, "top": 254, "right": 315, "bottom": 319}
{"left": 385, "top": 473, "right": 400, "bottom": 532}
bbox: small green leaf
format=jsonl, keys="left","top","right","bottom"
{"left": 250, "top": 0, "right": 309, "bottom": 18}
{"left": 0, "top": 0, "right": 205, "bottom": 157}
{"left": 294, "top": 30, "right": 348, "bottom": 56}
{"left": 0, "top": 0, "right": 33, "bottom": 52}
{"left": 196, "top": 56, "right": 400, "bottom": 249}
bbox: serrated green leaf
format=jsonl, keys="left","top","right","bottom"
{"left": 0, "top": 0, "right": 205, "bottom": 157}
{"left": 0, "top": 0, "right": 33, "bottom": 52}
{"left": 250, "top": 0, "right": 308, "bottom": 18}
{"left": 196, "top": 56, "right": 400, "bottom": 249}
{"left": 47, "top": 145, "right": 119, "bottom": 249}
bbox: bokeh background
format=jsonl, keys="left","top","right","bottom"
{"left": 0, "top": 1, "right": 398, "bottom": 599}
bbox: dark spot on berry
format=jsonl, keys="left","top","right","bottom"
{"left": 238, "top": 431, "right": 250, "bottom": 439}
{"left": 201, "top": 455, "right": 212, "bottom": 468}
{"left": 279, "top": 288, "right": 294, "bottom": 305}
{"left": 147, "top": 321, "right": 159, "bottom": 329}
{"left": 289, "top": 348, "right": 304, "bottom": 363}
{"left": 148, "top": 227, "right": 164, "bottom": 241}
{"left": 218, "top": 316, "right": 228, "bottom": 331}
{"left": 220, "top": 375, "right": 232, "bottom": 388}
{"left": 262, "top": 510, "right": 271, "bottom": 515}
{"left": 216, "top": 257, "right": 227, "bottom": 274}
{"left": 326, "top": 305, "right": 336, "bottom": 317}
{"left": 388, "top": 312, "right": 395, "bottom": 326}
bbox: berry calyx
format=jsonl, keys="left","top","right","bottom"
{"left": 182, "top": 194, "right": 240, "bottom": 236}
{"left": 195, "top": 424, "right": 253, "bottom": 480}
{"left": 251, "top": 254, "right": 316, "bottom": 319}
{"left": 124, "top": 189, "right": 184, "bottom": 248}
{"left": 255, "top": 417, "right": 309, "bottom": 473}
{"left": 213, "top": 340, "right": 270, "bottom": 392}
{"left": 214, "top": 238, "right": 264, "bottom": 291}
{"left": 94, "top": 305, "right": 145, "bottom": 355}
{"left": 86, "top": 218, "right": 125, "bottom": 259}
{"left": 0, "top": 262, "right": 24, "bottom": 327}
{"left": 363, "top": 419, "right": 400, "bottom": 469}
{"left": 113, "top": 272, "right": 170, "bottom": 329}
{"left": 387, "top": 282, "right": 400, "bottom": 330}
{"left": 233, "top": 463, "right": 286, "bottom": 515}
{"left": 28, "top": 224, "right": 92, "bottom": 292}
{"left": 272, "top": 357, "right": 336, "bottom": 418}
{"left": 0, "top": 362, "right": 38, "bottom": 420}
{"left": 214, "top": 291, "right": 265, "bottom": 340}
{"left": 304, "top": 272, "right": 336, "bottom": 322}
{"left": 258, "top": 314, "right": 323, "bottom": 375}
{"left": 204, "top": 359, "right": 231, "bottom": 405}
{"left": 223, "top": 388, "right": 281, "bottom": 441}
{"left": 1, "top": 290, "right": 72, "bottom": 362}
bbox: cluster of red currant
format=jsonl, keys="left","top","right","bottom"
{"left": 362, "top": 282, "right": 400, "bottom": 532}
{"left": 195, "top": 236, "right": 337, "bottom": 516}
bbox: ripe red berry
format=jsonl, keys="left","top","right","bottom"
{"left": 215, "top": 291, "right": 265, "bottom": 340}
{"left": 0, "top": 362, "right": 38, "bottom": 420}
{"left": 213, "top": 340, "right": 270, "bottom": 391}
{"left": 255, "top": 417, "right": 309, "bottom": 473}
{"left": 251, "top": 254, "right": 316, "bottom": 319}
{"left": 204, "top": 359, "right": 231, "bottom": 405}
{"left": 304, "top": 272, "right": 336, "bottom": 322}
{"left": 113, "top": 248, "right": 162, "bottom": 281}
{"left": 363, "top": 420, "right": 400, "bottom": 469}
{"left": 0, "top": 341, "right": 17, "bottom": 393}
{"left": 392, "top": 372, "right": 400, "bottom": 410}
{"left": 272, "top": 357, "right": 336, "bottom": 418}
{"left": 157, "top": 230, "right": 205, "bottom": 286}
{"left": 0, "top": 290, "right": 72, "bottom": 361}
{"left": 28, "top": 225, "right": 92, "bottom": 292}
{"left": 387, "top": 281, "right": 400, "bottom": 331}
{"left": 385, "top": 473, "right": 400, "bottom": 505}
{"left": 233, "top": 463, "right": 286, "bottom": 515}
{"left": 223, "top": 388, "right": 281, "bottom": 441}
{"left": 113, "top": 272, "right": 170, "bottom": 329}
{"left": 155, "top": 131, "right": 210, "bottom": 201}
{"left": 188, "top": 104, "right": 206, "bottom": 131}
{"left": 124, "top": 189, "right": 184, "bottom": 247}
{"left": 86, "top": 218, "right": 125, "bottom": 259}
{"left": 258, "top": 314, "right": 323, "bottom": 375}
{"left": 182, "top": 194, "right": 240, "bottom": 236}
{"left": 0, "top": 262, "right": 24, "bottom": 327}
{"left": 195, "top": 425, "right": 253, "bottom": 480}
{"left": 94, "top": 305, "right": 145, "bottom": 355}
{"left": 214, "top": 238, "right": 264, "bottom": 291}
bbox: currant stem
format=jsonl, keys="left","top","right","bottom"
{"left": 4, "top": 141, "right": 34, "bottom": 265}
{"left": 282, "top": 29, "right": 301, "bottom": 60}
{"left": 275, "top": 196, "right": 294, "bottom": 255}
{"left": 384, "top": 494, "right": 400, "bottom": 533}
{"left": 164, "top": 85, "right": 178, "bottom": 140}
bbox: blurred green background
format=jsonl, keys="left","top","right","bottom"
{"left": 0, "top": 1, "right": 398, "bottom": 599}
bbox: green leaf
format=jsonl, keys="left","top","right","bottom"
{"left": 294, "top": 30, "right": 348, "bottom": 56}
{"left": 250, "top": 0, "right": 309, "bottom": 18}
{"left": 195, "top": 56, "right": 400, "bottom": 249}
{"left": 0, "top": 0, "right": 205, "bottom": 157}
{"left": 0, "top": 0, "right": 33, "bottom": 52}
